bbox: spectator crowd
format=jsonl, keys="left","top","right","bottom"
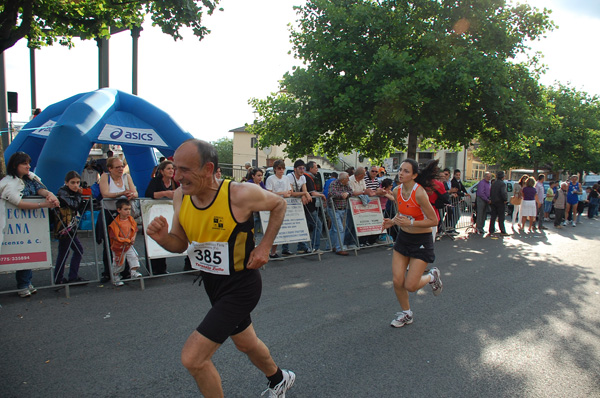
{"left": 1, "top": 148, "right": 599, "bottom": 298}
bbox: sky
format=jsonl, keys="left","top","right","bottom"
{"left": 3, "top": 0, "right": 600, "bottom": 144}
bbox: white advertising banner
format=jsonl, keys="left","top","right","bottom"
{"left": 140, "top": 199, "right": 187, "bottom": 259}
{"left": 98, "top": 124, "right": 167, "bottom": 147}
{"left": 349, "top": 197, "right": 384, "bottom": 237}
{"left": 30, "top": 119, "right": 57, "bottom": 137}
{"left": 259, "top": 197, "right": 310, "bottom": 245}
{"left": 0, "top": 199, "right": 53, "bottom": 272}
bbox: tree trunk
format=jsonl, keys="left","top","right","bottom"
{"left": 407, "top": 129, "right": 418, "bottom": 160}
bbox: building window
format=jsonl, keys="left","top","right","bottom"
{"left": 250, "top": 137, "right": 257, "bottom": 149}
{"left": 445, "top": 152, "right": 457, "bottom": 171}
{"left": 418, "top": 152, "right": 433, "bottom": 168}
{"left": 472, "top": 162, "right": 486, "bottom": 180}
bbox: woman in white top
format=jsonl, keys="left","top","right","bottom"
{"left": 99, "top": 157, "right": 137, "bottom": 207}
{"left": 0, "top": 151, "right": 60, "bottom": 297}
{"left": 97, "top": 157, "right": 138, "bottom": 282}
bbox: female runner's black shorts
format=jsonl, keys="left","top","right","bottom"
{"left": 196, "top": 269, "right": 262, "bottom": 344}
{"left": 393, "top": 229, "right": 435, "bottom": 264}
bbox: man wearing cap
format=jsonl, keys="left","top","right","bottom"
{"left": 489, "top": 171, "right": 509, "bottom": 236}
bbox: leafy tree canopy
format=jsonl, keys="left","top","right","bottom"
{"left": 250, "top": 0, "right": 554, "bottom": 162}
{"left": 476, "top": 84, "right": 600, "bottom": 175}
{"left": 0, "top": 0, "right": 222, "bottom": 53}
{"left": 211, "top": 136, "right": 233, "bottom": 165}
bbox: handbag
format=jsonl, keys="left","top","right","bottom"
{"left": 91, "top": 175, "right": 110, "bottom": 201}
{"left": 510, "top": 196, "right": 522, "bottom": 206}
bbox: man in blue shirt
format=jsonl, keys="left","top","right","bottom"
{"left": 323, "top": 172, "right": 338, "bottom": 202}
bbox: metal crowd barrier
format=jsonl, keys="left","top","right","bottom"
{"left": 0, "top": 196, "right": 199, "bottom": 298}
{"left": 1, "top": 191, "right": 409, "bottom": 298}
{"left": 436, "top": 195, "right": 476, "bottom": 239}
{"left": 327, "top": 196, "right": 394, "bottom": 256}
{"left": 260, "top": 196, "right": 332, "bottom": 262}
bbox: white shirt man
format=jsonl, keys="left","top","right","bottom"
{"left": 266, "top": 172, "right": 292, "bottom": 194}
{"left": 348, "top": 167, "right": 375, "bottom": 196}
{"left": 286, "top": 160, "right": 311, "bottom": 205}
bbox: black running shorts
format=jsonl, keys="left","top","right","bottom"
{"left": 393, "top": 229, "right": 435, "bottom": 264}
{"left": 196, "top": 269, "right": 262, "bottom": 344}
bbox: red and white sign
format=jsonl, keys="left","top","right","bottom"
{"left": 349, "top": 197, "right": 384, "bottom": 236}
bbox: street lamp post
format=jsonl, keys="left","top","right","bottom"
{"left": 252, "top": 111, "right": 259, "bottom": 168}
{"left": 255, "top": 132, "right": 259, "bottom": 168}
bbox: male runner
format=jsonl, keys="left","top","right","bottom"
{"left": 147, "top": 139, "right": 295, "bottom": 398}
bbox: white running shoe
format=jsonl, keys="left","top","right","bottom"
{"left": 572, "top": 221, "right": 576, "bottom": 227}
{"left": 390, "top": 311, "right": 414, "bottom": 328}
{"left": 429, "top": 267, "right": 443, "bottom": 296}
{"left": 262, "top": 369, "right": 296, "bottom": 398}
{"left": 113, "top": 275, "right": 124, "bottom": 286}
{"left": 131, "top": 270, "right": 143, "bottom": 278}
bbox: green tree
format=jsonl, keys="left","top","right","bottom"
{"left": 211, "top": 137, "right": 233, "bottom": 165}
{"left": 476, "top": 84, "right": 600, "bottom": 175}
{"left": 250, "top": 0, "right": 553, "bottom": 161}
{"left": 0, "top": 0, "right": 222, "bottom": 53}
{"left": 546, "top": 85, "right": 600, "bottom": 175}
{"left": 475, "top": 84, "right": 559, "bottom": 172}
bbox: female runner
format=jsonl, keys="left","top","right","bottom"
{"left": 382, "top": 159, "right": 443, "bottom": 328}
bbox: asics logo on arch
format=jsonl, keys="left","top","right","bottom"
{"left": 109, "top": 128, "right": 153, "bottom": 141}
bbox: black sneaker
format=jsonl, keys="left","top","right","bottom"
{"left": 281, "top": 250, "right": 293, "bottom": 256}
{"left": 68, "top": 277, "right": 89, "bottom": 284}
{"left": 269, "top": 253, "right": 280, "bottom": 259}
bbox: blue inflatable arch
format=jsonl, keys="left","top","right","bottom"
{"left": 5, "top": 88, "right": 193, "bottom": 193}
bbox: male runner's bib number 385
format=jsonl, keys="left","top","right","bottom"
{"left": 187, "top": 241, "right": 229, "bottom": 275}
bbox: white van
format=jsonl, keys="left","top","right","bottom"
{"left": 467, "top": 180, "right": 518, "bottom": 215}
{"left": 583, "top": 174, "right": 600, "bottom": 188}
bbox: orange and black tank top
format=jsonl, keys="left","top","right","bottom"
{"left": 179, "top": 179, "right": 255, "bottom": 275}
{"left": 397, "top": 183, "right": 425, "bottom": 221}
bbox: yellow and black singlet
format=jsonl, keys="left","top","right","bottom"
{"left": 180, "top": 179, "right": 255, "bottom": 275}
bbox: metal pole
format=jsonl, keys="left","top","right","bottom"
{"left": 30, "top": 47, "right": 37, "bottom": 112}
{"left": 97, "top": 38, "right": 109, "bottom": 88}
{"left": 0, "top": 52, "right": 9, "bottom": 152}
{"left": 255, "top": 133, "right": 259, "bottom": 168}
{"left": 131, "top": 27, "right": 141, "bottom": 95}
